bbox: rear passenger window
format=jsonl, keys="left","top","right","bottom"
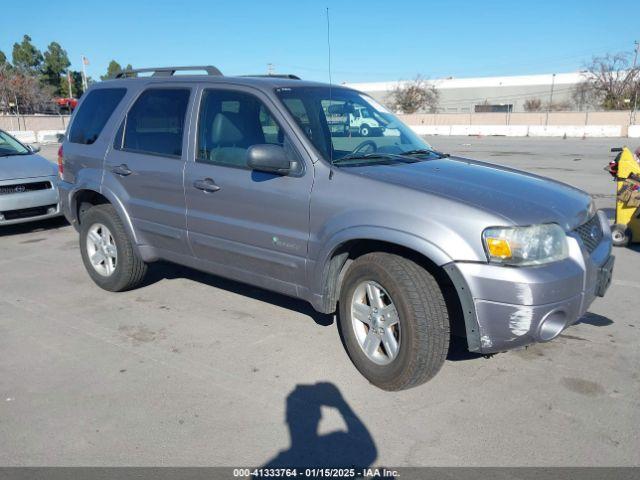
{"left": 115, "top": 88, "right": 190, "bottom": 158}
{"left": 69, "top": 88, "right": 126, "bottom": 145}
{"left": 197, "top": 90, "right": 287, "bottom": 168}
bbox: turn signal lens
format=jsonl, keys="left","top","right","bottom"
{"left": 485, "top": 237, "right": 512, "bottom": 259}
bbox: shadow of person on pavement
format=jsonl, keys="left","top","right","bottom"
{"left": 261, "top": 382, "right": 377, "bottom": 472}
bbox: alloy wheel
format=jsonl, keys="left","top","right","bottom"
{"left": 350, "top": 280, "right": 401, "bottom": 365}
{"left": 86, "top": 223, "right": 118, "bottom": 277}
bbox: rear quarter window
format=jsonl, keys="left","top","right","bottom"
{"left": 69, "top": 88, "right": 127, "bottom": 145}
{"left": 114, "top": 88, "right": 191, "bottom": 158}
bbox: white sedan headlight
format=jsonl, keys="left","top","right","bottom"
{"left": 482, "top": 223, "right": 569, "bottom": 266}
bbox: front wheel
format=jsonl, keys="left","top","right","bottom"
{"left": 338, "top": 253, "right": 450, "bottom": 391}
{"left": 359, "top": 125, "right": 370, "bottom": 137}
{"left": 611, "top": 223, "right": 630, "bottom": 247}
{"left": 79, "top": 204, "right": 148, "bottom": 291}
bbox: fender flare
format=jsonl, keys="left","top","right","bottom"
{"left": 69, "top": 183, "right": 140, "bottom": 247}
{"left": 309, "top": 226, "right": 453, "bottom": 311}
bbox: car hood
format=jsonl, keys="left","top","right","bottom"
{"left": 0, "top": 154, "right": 57, "bottom": 181}
{"left": 348, "top": 156, "right": 593, "bottom": 231}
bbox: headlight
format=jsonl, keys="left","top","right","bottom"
{"left": 482, "top": 223, "right": 569, "bottom": 266}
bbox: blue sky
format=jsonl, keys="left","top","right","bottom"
{"left": 1, "top": 0, "right": 638, "bottom": 83}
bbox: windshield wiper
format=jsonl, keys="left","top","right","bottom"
{"left": 332, "top": 153, "right": 413, "bottom": 165}
{"left": 0, "top": 152, "right": 29, "bottom": 157}
{"left": 400, "top": 148, "right": 449, "bottom": 158}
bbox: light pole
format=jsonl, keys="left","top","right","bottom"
{"left": 630, "top": 41, "right": 639, "bottom": 126}
{"left": 545, "top": 73, "right": 556, "bottom": 127}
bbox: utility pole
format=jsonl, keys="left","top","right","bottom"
{"left": 67, "top": 71, "right": 73, "bottom": 99}
{"left": 630, "top": 40, "right": 639, "bottom": 126}
{"left": 81, "top": 56, "right": 89, "bottom": 92}
{"left": 267, "top": 63, "right": 274, "bottom": 76}
{"left": 545, "top": 73, "right": 556, "bottom": 127}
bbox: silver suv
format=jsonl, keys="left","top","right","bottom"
{"left": 58, "top": 66, "right": 614, "bottom": 390}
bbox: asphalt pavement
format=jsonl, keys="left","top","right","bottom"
{"left": 0, "top": 137, "right": 638, "bottom": 467}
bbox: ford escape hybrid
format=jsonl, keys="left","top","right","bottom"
{"left": 58, "top": 66, "right": 614, "bottom": 391}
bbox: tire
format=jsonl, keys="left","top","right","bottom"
{"left": 338, "top": 252, "right": 450, "bottom": 391}
{"left": 611, "top": 223, "right": 630, "bottom": 247}
{"left": 79, "top": 204, "right": 147, "bottom": 292}
{"left": 359, "top": 125, "right": 370, "bottom": 137}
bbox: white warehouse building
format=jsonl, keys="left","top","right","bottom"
{"left": 346, "top": 72, "right": 587, "bottom": 113}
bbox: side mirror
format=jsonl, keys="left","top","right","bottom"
{"left": 246, "top": 144, "right": 295, "bottom": 175}
{"left": 28, "top": 144, "right": 41, "bottom": 153}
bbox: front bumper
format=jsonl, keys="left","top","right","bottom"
{"left": 0, "top": 176, "right": 61, "bottom": 226}
{"left": 449, "top": 210, "right": 614, "bottom": 353}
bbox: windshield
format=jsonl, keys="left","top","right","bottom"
{"left": 275, "top": 87, "right": 437, "bottom": 166}
{"left": 0, "top": 130, "right": 29, "bottom": 157}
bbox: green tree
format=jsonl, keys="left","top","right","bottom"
{"left": 124, "top": 64, "right": 136, "bottom": 77}
{"left": 101, "top": 60, "right": 123, "bottom": 80}
{"left": 0, "top": 50, "right": 7, "bottom": 66}
{"left": 11, "top": 34, "right": 43, "bottom": 73}
{"left": 42, "top": 42, "right": 70, "bottom": 94}
{"left": 59, "top": 71, "right": 85, "bottom": 98}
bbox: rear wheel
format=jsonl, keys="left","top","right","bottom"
{"left": 611, "top": 223, "right": 630, "bottom": 247}
{"left": 338, "top": 252, "right": 450, "bottom": 391}
{"left": 359, "top": 125, "right": 370, "bottom": 137}
{"left": 79, "top": 204, "right": 147, "bottom": 291}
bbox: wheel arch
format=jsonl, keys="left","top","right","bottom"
{"left": 71, "top": 186, "right": 140, "bottom": 247}
{"left": 311, "top": 230, "right": 475, "bottom": 351}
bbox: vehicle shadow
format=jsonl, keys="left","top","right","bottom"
{"left": 260, "top": 382, "right": 377, "bottom": 472}
{"left": 446, "top": 335, "right": 484, "bottom": 361}
{"left": 0, "top": 216, "right": 69, "bottom": 237}
{"left": 144, "top": 262, "right": 334, "bottom": 327}
{"left": 577, "top": 312, "right": 614, "bottom": 327}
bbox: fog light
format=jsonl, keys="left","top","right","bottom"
{"left": 47, "top": 207, "right": 56, "bottom": 214}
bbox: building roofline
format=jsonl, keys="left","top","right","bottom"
{"left": 345, "top": 72, "right": 591, "bottom": 92}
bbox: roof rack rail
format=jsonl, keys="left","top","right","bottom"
{"left": 240, "top": 74, "right": 301, "bottom": 80}
{"left": 114, "top": 65, "right": 223, "bottom": 79}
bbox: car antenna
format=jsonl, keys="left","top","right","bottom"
{"left": 326, "top": 6, "right": 335, "bottom": 179}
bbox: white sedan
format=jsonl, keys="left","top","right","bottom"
{"left": 0, "top": 130, "right": 61, "bottom": 225}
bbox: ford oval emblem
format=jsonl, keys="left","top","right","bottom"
{"left": 589, "top": 224, "right": 600, "bottom": 240}
{"left": 14, "top": 185, "right": 26, "bottom": 193}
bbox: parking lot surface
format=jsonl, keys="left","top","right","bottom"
{"left": 1, "top": 137, "right": 638, "bottom": 466}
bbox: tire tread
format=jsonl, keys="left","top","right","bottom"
{"left": 80, "top": 204, "right": 147, "bottom": 292}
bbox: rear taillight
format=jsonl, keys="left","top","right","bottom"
{"left": 57, "top": 145, "right": 64, "bottom": 177}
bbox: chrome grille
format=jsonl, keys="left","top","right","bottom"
{"left": 0, "top": 181, "right": 52, "bottom": 195}
{"left": 574, "top": 215, "right": 603, "bottom": 254}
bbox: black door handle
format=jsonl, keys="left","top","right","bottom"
{"left": 193, "top": 178, "right": 221, "bottom": 193}
{"left": 112, "top": 164, "right": 133, "bottom": 176}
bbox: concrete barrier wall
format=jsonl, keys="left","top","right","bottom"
{"left": 410, "top": 124, "right": 624, "bottom": 138}
{"left": 399, "top": 111, "right": 633, "bottom": 127}
{"left": 0, "top": 115, "right": 70, "bottom": 132}
{"left": 8, "top": 130, "right": 37, "bottom": 143}
{"left": 37, "top": 130, "right": 66, "bottom": 143}
{"left": 1, "top": 114, "right": 637, "bottom": 139}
